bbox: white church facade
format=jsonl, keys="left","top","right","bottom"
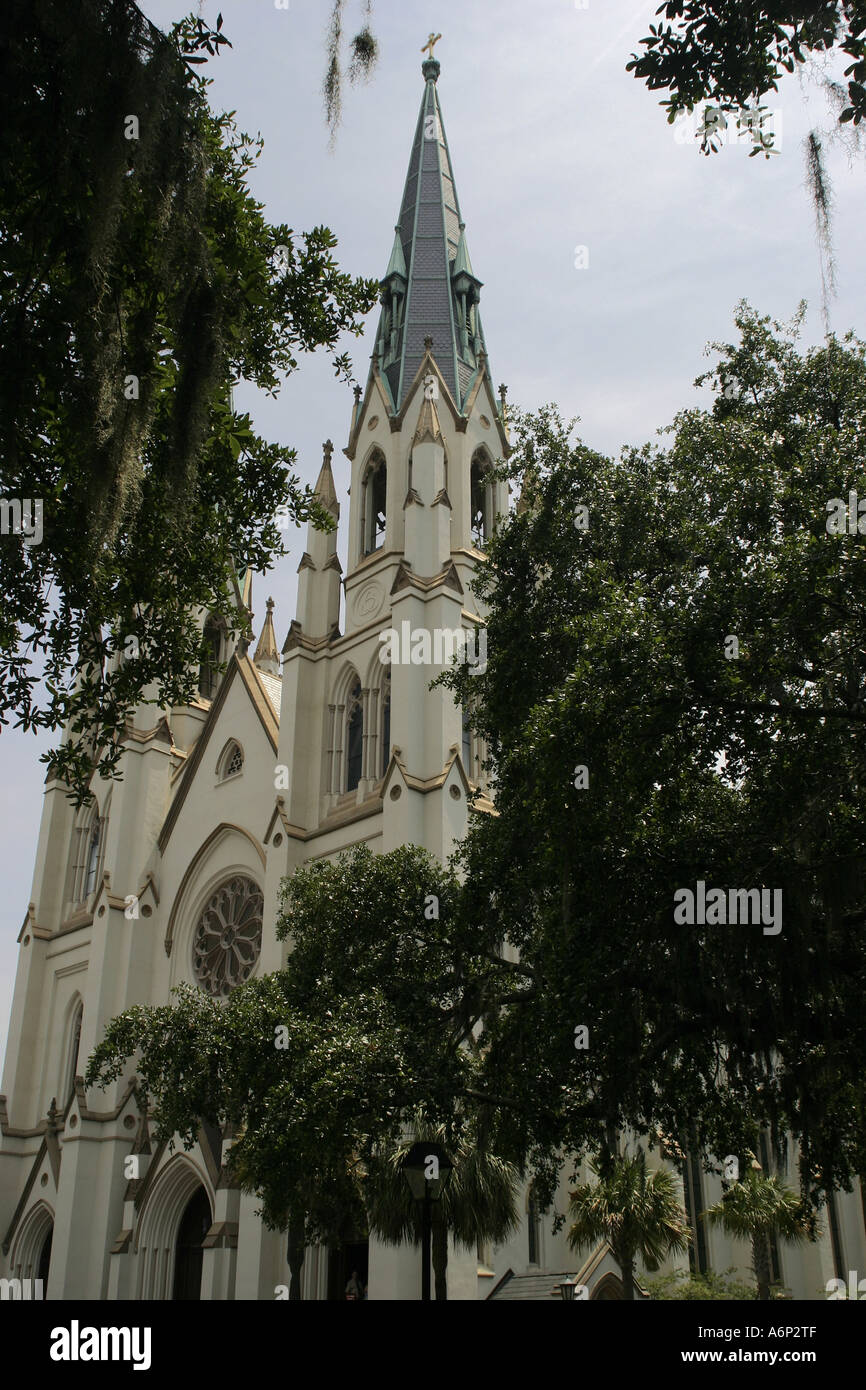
{"left": 1, "top": 56, "right": 864, "bottom": 1302}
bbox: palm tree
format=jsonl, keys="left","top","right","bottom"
{"left": 568, "top": 1147, "right": 690, "bottom": 1300}
{"left": 702, "top": 1157, "right": 814, "bottom": 1300}
{"left": 365, "top": 1118, "right": 521, "bottom": 1300}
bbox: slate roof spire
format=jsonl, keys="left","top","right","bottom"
{"left": 253, "top": 597, "right": 280, "bottom": 677}
{"left": 375, "top": 54, "right": 489, "bottom": 414}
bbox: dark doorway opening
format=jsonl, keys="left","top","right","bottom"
{"left": 172, "top": 1186, "right": 211, "bottom": 1301}
{"left": 37, "top": 1227, "right": 52, "bottom": 1286}
{"left": 327, "top": 1239, "right": 369, "bottom": 1301}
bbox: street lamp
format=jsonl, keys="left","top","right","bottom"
{"left": 402, "top": 1141, "right": 454, "bottom": 1301}
{"left": 557, "top": 1276, "right": 584, "bottom": 1301}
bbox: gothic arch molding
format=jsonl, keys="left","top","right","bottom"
{"left": 363, "top": 653, "right": 391, "bottom": 783}
{"left": 326, "top": 664, "right": 366, "bottom": 794}
{"left": 215, "top": 738, "right": 245, "bottom": 780}
{"left": 134, "top": 1154, "right": 212, "bottom": 1300}
{"left": 590, "top": 1272, "right": 625, "bottom": 1300}
{"left": 165, "top": 823, "right": 265, "bottom": 957}
{"left": 9, "top": 1200, "right": 53, "bottom": 1282}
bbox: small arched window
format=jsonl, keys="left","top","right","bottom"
{"left": 346, "top": 682, "right": 364, "bottom": 791}
{"left": 198, "top": 616, "right": 222, "bottom": 701}
{"left": 217, "top": 740, "right": 244, "bottom": 781}
{"left": 470, "top": 452, "right": 494, "bottom": 549}
{"left": 363, "top": 452, "right": 387, "bottom": 555}
{"left": 66, "top": 1002, "right": 83, "bottom": 1103}
{"left": 83, "top": 820, "right": 101, "bottom": 897}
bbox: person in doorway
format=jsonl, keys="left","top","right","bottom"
{"left": 345, "top": 1269, "right": 362, "bottom": 1300}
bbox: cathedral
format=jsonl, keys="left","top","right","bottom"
{"left": 1, "top": 54, "right": 863, "bottom": 1302}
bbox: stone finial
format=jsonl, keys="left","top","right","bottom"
{"left": 253, "top": 597, "right": 281, "bottom": 678}
{"left": 353, "top": 385, "right": 362, "bottom": 403}
{"left": 424, "top": 335, "right": 434, "bottom": 352}
{"left": 313, "top": 441, "right": 339, "bottom": 519}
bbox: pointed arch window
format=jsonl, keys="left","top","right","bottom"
{"left": 346, "top": 681, "right": 364, "bottom": 791}
{"left": 462, "top": 699, "right": 487, "bottom": 787}
{"left": 84, "top": 814, "right": 103, "bottom": 897}
{"left": 65, "top": 1002, "right": 83, "bottom": 1104}
{"left": 198, "top": 616, "right": 222, "bottom": 701}
{"left": 470, "top": 451, "right": 494, "bottom": 549}
{"left": 380, "top": 668, "right": 391, "bottom": 778}
{"left": 363, "top": 452, "right": 387, "bottom": 556}
{"left": 71, "top": 798, "right": 107, "bottom": 906}
{"left": 217, "top": 740, "right": 244, "bottom": 781}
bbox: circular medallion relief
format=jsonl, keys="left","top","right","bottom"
{"left": 354, "top": 580, "right": 384, "bottom": 621}
{"left": 480, "top": 415, "right": 491, "bottom": 429}
{"left": 368, "top": 415, "right": 379, "bottom": 429}
{"left": 192, "top": 875, "right": 263, "bottom": 998}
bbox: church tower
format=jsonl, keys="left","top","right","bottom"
{"left": 259, "top": 53, "right": 512, "bottom": 1295}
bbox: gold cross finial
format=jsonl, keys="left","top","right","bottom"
{"left": 422, "top": 32, "right": 442, "bottom": 59}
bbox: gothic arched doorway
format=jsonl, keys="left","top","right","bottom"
{"left": 172, "top": 1186, "right": 211, "bottom": 1301}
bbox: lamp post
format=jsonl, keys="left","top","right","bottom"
{"left": 557, "top": 1276, "right": 586, "bottom": 1301}
{"left": 402, "top": 1141, "right": 454, "bottom": 1301}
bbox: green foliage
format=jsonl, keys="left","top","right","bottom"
{"left": 0, "top": 0, "right": 379, "bottom": 800}
{"left": 645, "top": 1267, "right": 758, "bottom": 1300}
{"left": 366, "top": 1113, "right": 520, "bottom": 1299}
{"left": 703, "top": 1159, "right": 814, "bottom": 1298}
{"left": 366, "top": 1114, "right": 521, "bottom": 1248}
{"left": 85, "top": 845, "right": 480, "bottom": 1240}
{"left": 568, "top": 1147, "right": 690, "bottom": 1299}
{"left": 703, "top": 1165, "right": 815, "bottom": 1244}
{"left": 628, "top": 3, "right": 866, "bottom": 136}
{"left": 441, "top": 302, "right": 866, "bottom": 1200}
{"left": 85, "top": 306, "right": 866, "bottom": 1256}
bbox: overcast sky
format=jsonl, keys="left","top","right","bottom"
{"left": 2, "top": 0, "right": 864, "bottom": 1074}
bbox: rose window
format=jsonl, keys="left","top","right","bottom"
{"left": 192, "top": 876, "right": 263, "bottom": 997}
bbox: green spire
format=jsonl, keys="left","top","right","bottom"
{"left": 383, "top": 225, "right": 407, "bottom": 284}
{"left": 373, "top": 57, "right": 490, "bottom": 413}
{"left": 452, "top": 222, "right": 474, "bottom": 279}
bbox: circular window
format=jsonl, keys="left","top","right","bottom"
{"left": 192, "top": 876, "right": 264, "bottom": 998}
